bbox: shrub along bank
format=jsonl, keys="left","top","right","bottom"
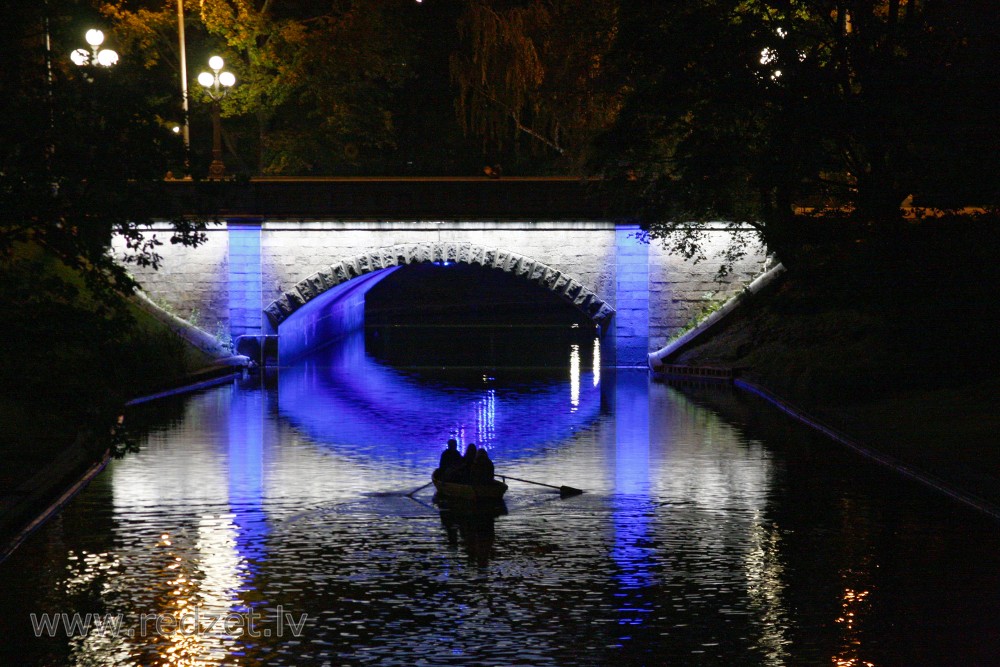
{"left": 0, "top": 241, "right": 218, "bottom": 550}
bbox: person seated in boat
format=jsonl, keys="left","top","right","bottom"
{"left": 455, "top": 443, "right": 478, "bottom": 482}
{"left": 470, "top": 448, "right": 495, "bottom": 485}
{"left": 438, "top": 438, "right": 463, "bottom": 476}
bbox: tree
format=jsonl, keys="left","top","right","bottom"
{"left": 0, "top": 0, "right": 208, "bottom": 309}
{"left": 100, "top": 0, "right": 417, "bottom": 175}
{"left": 197, "top": 0, "right": 416, "bottom": 174}
{"left": 592, "top": 0, "right": 1000, "bottom": 264}
{"left": 450, "top": 0, "right": 622, "bottom": 172}
{"left": 0, "top": 0, "right": 212, "bottom": 452}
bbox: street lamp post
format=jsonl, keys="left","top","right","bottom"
{"left": 177, "top": 0, "right": 191, "bottom": 175}
{"left": 197, "top": 56, "right": 235, "bottom": 180}
{"left": 63, "top": 29, "right": 119, "bottom": 196}
{"left": 70, "top": 29, "right": 118, "bottom": 68}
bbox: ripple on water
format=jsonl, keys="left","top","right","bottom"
{"left": 4, "top": 371, "right": 1000, "bottom": 667}
{"left": 177, "top": 492, "right": 778, "bottom": 666}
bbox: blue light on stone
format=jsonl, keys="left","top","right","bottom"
{"left": 614, "top": 225, "right": 650, "bottom": 366}
{"left": 228, "top": 221, "right": 263, "bottom": 339}
{"left": 278, "top": 268, "right": 400, "bottom": 364}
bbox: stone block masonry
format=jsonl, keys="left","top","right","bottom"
{"left": 113, "top": 219, "right": 766, "bottom": 366}
{"left": 228, "top": 220, "right": 263, "bottom": 339}
{"left": 615, "top": 225, "right": 650, "bottom": 366}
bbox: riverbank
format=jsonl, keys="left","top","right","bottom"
{"left": 664, "top": 219, "right": 1000, "bottom": 512}
{"left": 0, "top": 242, "right": 232, "bottom": 558}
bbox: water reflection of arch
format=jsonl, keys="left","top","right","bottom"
{"left": 276, "top": 333, "right": 602, "bottom": 467}
{"left": 265, "top": 242, "right": 615, "bottom": 328}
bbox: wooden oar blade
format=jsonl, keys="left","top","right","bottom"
{"left": 498, "top": 474, "right": 584, "bottom": 498}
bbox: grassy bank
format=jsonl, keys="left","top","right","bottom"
{"left": 669, "top": 219, "right": 1000, "bottom": 508}
{"left": 0, "top": 241, "right": 217, "bottom": 506}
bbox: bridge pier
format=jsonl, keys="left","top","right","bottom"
{"left": 612, "top": 224, "right": 650, "bottom": 367}
{"left": 227, "top": 218, "right": 263, "bottom": 339}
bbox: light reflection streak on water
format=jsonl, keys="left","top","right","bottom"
{"left": 592, "top": 337, "right": 601, "bottom": 387}
{"left": 744, "top": 513, "right": 790, "bottom": 664}
{"left": 227, "top": 387, "right": 268, "bottom": 573}
{"left": 834, "top": 587, "right": 874, "bottom": 667}
{"left": 570, "top": 344, "right": 580, "bottom": 411}
{"left": 612, "top": 372, "right": 655, "bottom": 638}
{"left": 63, "top": 551, "right": 130, "bottom": 665}
{"left": 834, "top": 555, "right": 876, "bottom": 667}
{"left": 476, "top": 387, "right": 496, "bottom": 446}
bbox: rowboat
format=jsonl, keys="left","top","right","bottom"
{"left": 432, "top": 470, "right": 508, "bottom": 502}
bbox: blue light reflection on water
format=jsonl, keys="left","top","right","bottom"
{"left": 5, "top": 350, "right": 1000, "bottom": 665}
{"left": 227, "top": 387, "right": 268, "bottom": 575}
{"left": 276, "top": 331, "right": 602, "bottom": 465}
{"left": 612, "top": 372, "right": 655, "bottom": 639}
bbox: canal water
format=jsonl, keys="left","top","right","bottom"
{"left": 2, "top": 332, "right": 999, "bottom": 666}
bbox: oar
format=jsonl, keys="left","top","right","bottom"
{"left": 496, "top": 474, "right": 583, "bottom": 498}
{"left": 407, "top": 480, "right": 434, "bottom": 498}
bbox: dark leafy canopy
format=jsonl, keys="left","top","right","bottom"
{"left": 450, "top": 0, "right": 621, "bottom": 172}
{"left": 0, "top": 0, "right": 208, "bottom": 312}
{"left": 0, "top": 0, "right": 210, "bottom": 453}
{"left": 195, "top": 0, "right": 419, "bottom": 175}
{"left": 103, "top": 0, "right": 452, "bottom": 175}
{"left": 103, "top": 0, "right": 623, "bottom": 176}
{"left": 594, "top": 0, "right": 1000, "bottom": 257}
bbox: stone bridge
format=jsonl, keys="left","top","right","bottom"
{"left": 116, "top": 178, "right": 766, "bottom": 366}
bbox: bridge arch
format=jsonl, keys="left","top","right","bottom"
{"left": 263, "top": 241, "right": 615, "bottom": 329}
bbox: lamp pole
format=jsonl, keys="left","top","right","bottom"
{"left": 177, "top": 0, "right": 191, "bottom": 175}
{"left": 198, "top": 56, "right": 236, "bottom": 179}
{"left": 66, "top": 29, "right": 119, "bottom": 195}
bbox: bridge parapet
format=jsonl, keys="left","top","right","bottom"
{"left": 161, "top": 176, "right": 612, "bottom": 220}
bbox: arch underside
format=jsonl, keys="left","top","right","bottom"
{"left": 264, "top": 242, "right": 614, "bottom": 328}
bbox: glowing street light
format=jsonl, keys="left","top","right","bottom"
{"left": 198, "top": 56, "right": 236, "bottom": 179}
{"left": 70, "top": 29, "right": 118, "bottom": 68}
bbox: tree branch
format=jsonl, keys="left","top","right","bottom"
{"left": 470, "top": 84, "right": 565, "bottom": 154}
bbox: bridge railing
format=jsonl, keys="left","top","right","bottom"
{"left": 156, "top": 176, "right": 618, "bottom": 221}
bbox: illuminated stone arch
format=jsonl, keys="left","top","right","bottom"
{"left": 263, "top": 241, "right": 614, "bottom": 328}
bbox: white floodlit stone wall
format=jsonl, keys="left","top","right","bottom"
{"left": 114, "top": 220, "right": 767, "bottom": 353}
{"left": 112, "top": 225, "right": 230, "bottom": 335}
{"left": 259, "top": 221, "right": 618, "bottom": 316}
{"left": 648, "top": 230, "right": 767, "bottom": 350}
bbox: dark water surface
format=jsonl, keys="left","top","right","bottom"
{"left": 2, "top": 337, "right": 999, "bottom": 666}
